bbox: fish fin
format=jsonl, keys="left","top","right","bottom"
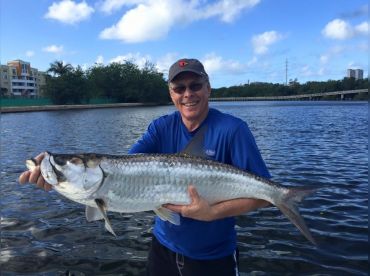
{"left": 180, "top": 125, "right": 208, "bottom": 158}
{"left": 85, "top": 206, "right": 104, "bottom": 221}
{"left": 275, "top": 188, "right": 317, "bottom": 245}
{"left": 94, "top": 199, "right": 117, "bottom": 237}
{"left": 154, "top": 207, "right": 180, "bottom": 225}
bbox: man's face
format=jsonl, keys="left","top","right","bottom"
{"left": 169, "top": 72, "right": 211, "bottom": 128}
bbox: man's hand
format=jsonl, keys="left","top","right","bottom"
{"left": 19, "top": 152, "right": 52, "bottom": 191}
{"left": 164, "top": 185, "right": 216, "bottom": 221}
{"left": 164, "top": 185, "right": 270, "bottom": 222}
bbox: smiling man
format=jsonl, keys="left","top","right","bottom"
{"left": 129, "top": 58, "right": 271, "bottom": 275}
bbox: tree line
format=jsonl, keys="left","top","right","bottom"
{"left": 211, "top": 77, "right": 368, "bottom": 98}
{"left": 45, "top": 61, "right": 169, "bottom": 104}
{"left": 44, "top": 61, "right": 368, "bottom": 104}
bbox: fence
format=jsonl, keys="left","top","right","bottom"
{"left": 0, "top": 98, "right": 116, "bottom": 107}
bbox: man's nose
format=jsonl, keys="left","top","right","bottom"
{"left": 183, "top": 86, "right": 195, "bottom": 96}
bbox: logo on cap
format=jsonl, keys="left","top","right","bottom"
{"left": 178, "top": 60, "right": 188, "bottom": 67}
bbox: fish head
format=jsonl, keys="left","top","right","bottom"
{"left": 39, "top": 152, "right": 59, "bottom": 185}
{"left": 41, "top": 152, "right": 104, "bottom": 197}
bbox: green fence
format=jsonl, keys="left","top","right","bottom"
{"left": 0, "top": 98, "right": 116, "bottom": 107}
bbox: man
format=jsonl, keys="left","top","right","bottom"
{"left": 19, "top": 58, "right": 270, "bottom": 275}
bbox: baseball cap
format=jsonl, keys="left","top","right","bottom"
{"left": 168, "top": 58, "right": 208, "bottom": 83}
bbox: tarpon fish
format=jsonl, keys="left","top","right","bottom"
{"left": 26, "top": 127, "right": 317, "bottom": 244}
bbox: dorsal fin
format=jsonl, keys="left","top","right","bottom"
{"left": 180, "top": 125, "right": 208, "bottom": 158}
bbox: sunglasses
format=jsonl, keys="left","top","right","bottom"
{"left": 170, "top": 82, "right": 205, "bottom": 94}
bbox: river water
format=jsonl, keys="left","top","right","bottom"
{"left": 0, "top": 101, "right": 368, "bottom": 275}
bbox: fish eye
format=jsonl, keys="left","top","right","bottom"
{"left": 53, "top": 156, "right": 67, "bottom": 166}
{"left": 69, "top": 157, "right": 84, "bottom": 165}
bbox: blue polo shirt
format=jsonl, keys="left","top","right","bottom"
{"left": 129, "top": 108, "right": 270, "bottom": 260}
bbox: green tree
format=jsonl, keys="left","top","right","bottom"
{"left": 47, "top": 61, "right": 73, "bottom": 76}
{"left": 86, "top": 61, "right": 169, "bottom": 103}
{"left": 46, "top": 67, "right": 89, "bottom": 104}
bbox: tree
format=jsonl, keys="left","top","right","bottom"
{"left": 86, "top": 61, "right": 169, "bottom": 103}
{"left": 45, "top": 67, "right": 89, "bottom": 104}
{"left": 47, "top": 61, "right": 73, "bottom": 76}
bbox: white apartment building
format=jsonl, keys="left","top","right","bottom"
{"left": 0, "top": 60, "right": 46, "bottom": 97}
{"left": 347, "top": 69, "right": 364, "bottom": 80}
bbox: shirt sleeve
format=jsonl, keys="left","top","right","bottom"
{"left": 230, "top": 122, "right": 271, "bottom": 178}
{"left": 128, "top": 122, "right": 160, "bottom": 154}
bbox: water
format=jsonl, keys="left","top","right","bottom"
{"left": 1, "top": 101, "right": 368, "bottom": 275}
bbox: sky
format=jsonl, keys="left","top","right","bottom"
{"left": 1, "top": 0, "right": 368, "bottom": 88}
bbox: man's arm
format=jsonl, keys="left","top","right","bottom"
{"left": 164, "top": 185, "right": 269, "bottom": 221}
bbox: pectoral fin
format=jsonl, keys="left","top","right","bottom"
{"left": 85, "top": 206, "right": 104, "bottom": 221}
{"left": 154, "top": 207, "right": 180, "bottom": 225}
{"left": 85, "top": 199, "right": 117, "bottom": 237}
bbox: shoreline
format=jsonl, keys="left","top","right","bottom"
{"left": 1, "top": 99, "right": 367, "bottom": 114}
{"left": 0, "top": 102, "right": 162, "bottom": 113}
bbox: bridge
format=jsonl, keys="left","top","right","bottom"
{"left": 209, "top": 89, "right": 368, "bottom": 101}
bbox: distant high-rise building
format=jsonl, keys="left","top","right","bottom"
{"left": 347, "top": 69, "right": 355, "bottom": 78}
{"left": 354, "top": 69, "right": 363, "bottom": 80}
{"left": 0, "top": 59, "right": 46, "bottom": 97}
{"left": 347, "top": 68, "right": 364, "bottom": 80}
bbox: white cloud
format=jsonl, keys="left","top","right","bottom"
{"left": 100, "top": 0, "right": 143, "bottom": 14}
{"left": 251, "top": 31, "right": 283, "bottom": 55}
{"left": 322, "top": 19, "right": 368, "bottom": 40}
{"left": 26, "top": 50, "right": 35, "bottom": 57}
{"left": 347, "top": 61, "right": 363, "bottom": 69}
{"left": 100, "top": 0, "right": 261, "bottom": 43}
{"left": 42, "top": 45, "right": 64, "bottom": 54}
{"left": 45, "top": 0, "right": 94, "bottom": 24}
{"left": 202, "top": 53, "right": 245, "bottom": 75}
{"left": 100, "top": 1, "right": 175, "bottom": 43}
{"left": 201, "top": 0, "right": 261, "bottom": 23}
{"left": 96, "top": 55, "right": 105, "bottom": 64}
{"left": 354, "top": 21, "right": 369, "bottom": 35}
{"left": 322, "top": 19, "right": 353, "bottom": 40}
{"left": 155, "top": 53, "right": 179, "bottom": 74}
{"left": 109, "top": 52, "right": 152, "bottom": 68}
{"left": 320, "top": 55, "right": 329, "bottom": 64}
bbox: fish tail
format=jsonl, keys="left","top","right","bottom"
{"left": 275, "top": 187, "right": 317, "bottom": 245}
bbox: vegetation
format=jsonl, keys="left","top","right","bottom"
{"left": 47, "top": 61, "right": 74, "bottom": 76}
{"left": 43, "top": 60, "right": 368, "bottom": 105}
{"left": 212, "top": 77, "right": 368, "bottom": 98}
{"left": 45, "top": 60, "right": 169, "bottom": 105}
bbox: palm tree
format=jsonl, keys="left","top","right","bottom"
{"left": 47, "top": 61, "right": 73, "bottom": 76}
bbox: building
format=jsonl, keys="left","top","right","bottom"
{"left": 347, "top": 68, "right": 364, "bottom": 80}
{"left": 354, "top": 69, "right": 364, "bottom": 80}
{"left": 0, "top": 60, "right": 46, "bottom": 97}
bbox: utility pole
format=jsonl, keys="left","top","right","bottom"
{"left": 285, "top": 58, "right": 288, "bottom": 86}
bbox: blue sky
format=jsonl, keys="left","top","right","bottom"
{"left": 1, "top": 0, "right": 368, "bottom": 88}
